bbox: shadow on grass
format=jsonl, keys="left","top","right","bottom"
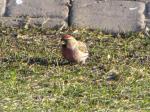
{"left": 49, "top": 59, "right": 72, "bottom": 66}
{"left": 0, "top": 57, "right": 71, "bottom": 66}
{"left": 26, "top": 57, "right": 49, "bottom": 66}
{"left": 24, "top": 57, "right": 71, "bottom": 66}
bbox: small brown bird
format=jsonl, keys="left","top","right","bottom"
{"left": 61, "top": 35, "right": 89, "bottom": 64}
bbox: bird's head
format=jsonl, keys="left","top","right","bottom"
{"left": 62, "top": 34, "right": 73, "bottom": 40}
{"left": 61, "top": 35, "right": 75, "bottom": 44}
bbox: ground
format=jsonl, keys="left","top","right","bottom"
{"left": 0, "top": 27, "right": 150, "bottom": 112}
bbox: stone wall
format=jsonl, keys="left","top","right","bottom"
{"left": 0, "top": 0, "right": 150, "bottom": 33}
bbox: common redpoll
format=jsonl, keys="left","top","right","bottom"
{"left": 61, "top": 35, "right": 89, "bottom": 64}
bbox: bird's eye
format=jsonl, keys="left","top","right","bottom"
{"left": 61, "top": 40, "right": 66, "bottom": 44}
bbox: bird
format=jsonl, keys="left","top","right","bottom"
{"left": 61, "top": 35, "right": 89, "bottom": 64}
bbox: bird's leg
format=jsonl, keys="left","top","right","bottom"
{"left": 80, "top": 60, "right": 86, "bottom": 65}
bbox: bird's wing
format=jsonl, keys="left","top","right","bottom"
{"left": 77, "top": 41, "right": 88, "bottom": 53}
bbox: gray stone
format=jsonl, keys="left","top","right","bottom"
{"left": 104, "top": 0, "right": 149, "bottom": 3}
{"left": 26, "top": 18, "right": 68, "bottom": 29}
{"left": 0, "top": 0, "right": 6, "bottom": 16}
{"left": 146, "top": 2, "right": 150, "bottom": 17}
{"left": 70, "top": 0, "right": 145, "bottom": 33}
{"left": 5, "top": 0, "right": 69, "bottom": 19}
{"left": 139, "top": 0, "right": 149, "bottom": 2}
{"left": 135, "top": 0, "right": 150, "bottom": 3}
{"left": 0, "top": 17, "right": 24, "bottom": 27}
{"left": 145, "top": 2, "right": 150, "bottom": 28}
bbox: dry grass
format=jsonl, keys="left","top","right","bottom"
{"left": 0, "top": 27, "right": 150, "bottom": 112}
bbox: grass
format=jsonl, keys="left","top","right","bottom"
{"left": 0, "top": 27, "right": 150, "bottom": 112}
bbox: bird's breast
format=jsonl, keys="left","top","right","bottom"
{"left": 62, "top": 47, "right": 75, "bottom": 61}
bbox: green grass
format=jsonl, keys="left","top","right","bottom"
{"left": 0, "top": 28, "right": 150, "bottom": 112}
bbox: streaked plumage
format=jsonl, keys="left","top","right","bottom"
{"left": 61, "top": 35, "right": 88, "bottom": 64}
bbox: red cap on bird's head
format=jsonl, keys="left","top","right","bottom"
{"left": 63, "top": 34, "right": 73, "bottom": 40}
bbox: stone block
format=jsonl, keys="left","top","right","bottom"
{"left": 26, "top": 18, "right": 68, "bottom": 29}
{"left": 0, "top": 0, "right": 6, "bottom": 16}
{"left": 5, "top": 0, "right": 69, "bottom": 19}
{"left": 70, "top": 0, "right": 145, "bottom": 33}
{"left": 0, "top": 17, "right": 24, "bottom": 27}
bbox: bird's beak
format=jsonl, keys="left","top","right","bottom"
{"left": 61, "top": 38, "right": 65, "bottom": 44}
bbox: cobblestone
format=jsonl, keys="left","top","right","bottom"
{"left": 70, "top": 0, "right": 145, "bottom": 33}
{"left": 0, "top": 0, "right": 149, "bottom": 33}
